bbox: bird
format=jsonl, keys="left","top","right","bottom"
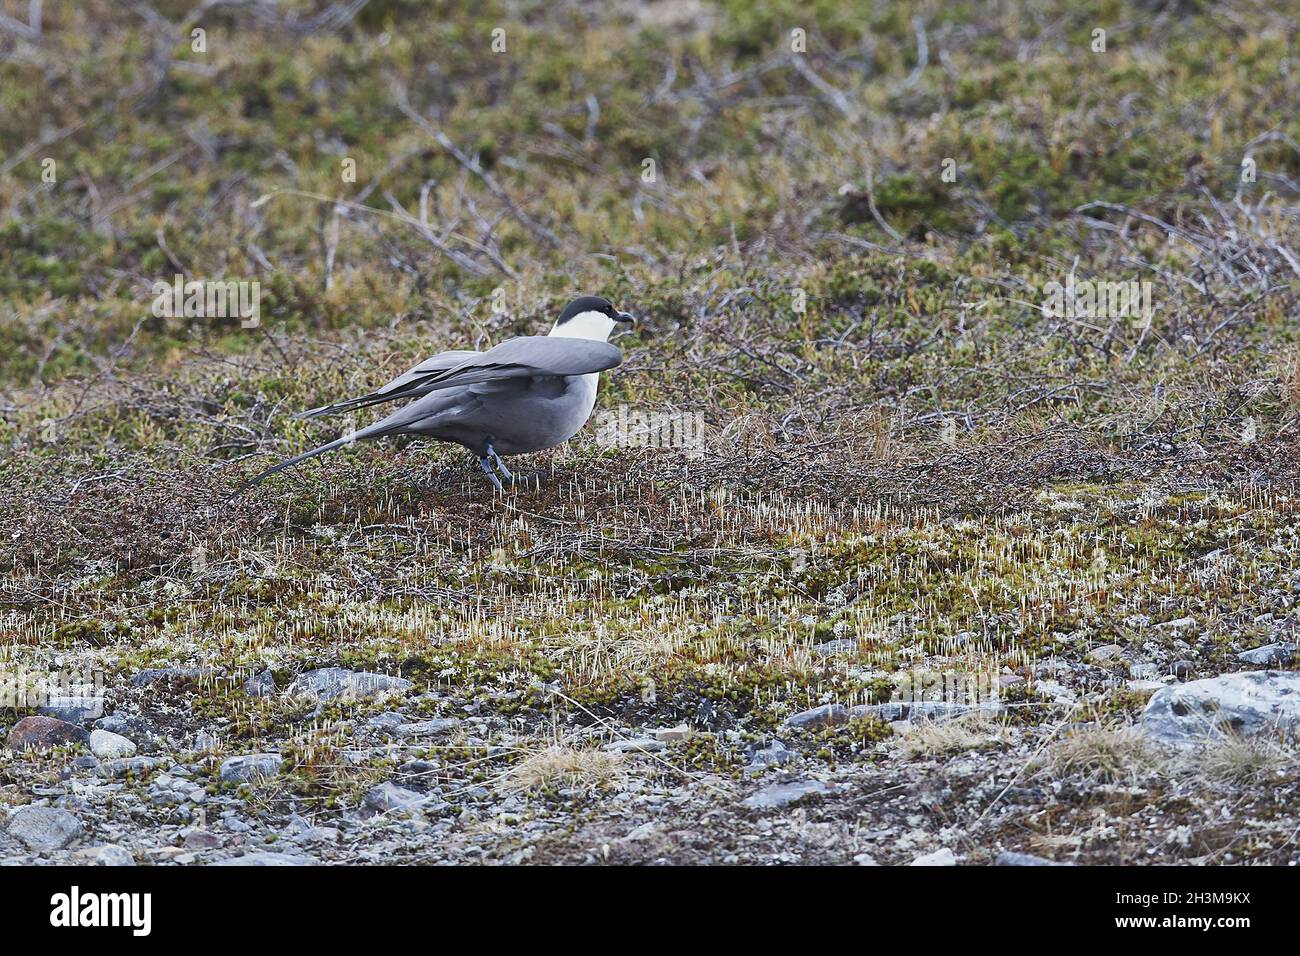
{"left": 248, "top": 296, "right": 635, "bottom": 492}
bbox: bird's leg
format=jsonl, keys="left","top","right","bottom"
{"left": 486, "top": 443, "right": 514, "bottom": 482}
{"left": 477, "top": 456, "right": 505, "bottom": 492}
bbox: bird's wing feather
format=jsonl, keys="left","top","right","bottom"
{"left": 426, "top": 337, "right": 623, "bottom": 381}
{"left": 294, "top": 349, "right": 480, "bottom": 419}
{"left": 294, "top": 338, "right": 620, "bottom": 420}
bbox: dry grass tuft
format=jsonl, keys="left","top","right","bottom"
{"left": 896, "top": 714, "right": 1012, "bottom": 759}
{"left": 1033, "top": 724, "right": 1160, "bottom": 786}
{"left": 501, "top": 745, "right": 628, "bottom": 794}
{"left": 1179, "top": 736, "right": 1297, "bottom": 785}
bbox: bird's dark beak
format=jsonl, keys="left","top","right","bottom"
{"left": 616, "top": 311, "right": 636, "bottom": 325}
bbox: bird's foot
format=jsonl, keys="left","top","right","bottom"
{"left": 478, "top": 457, "right": 505, "bottom": 492}
{"left": 490, "top": 453, "right": 514, "bottom": 482}
{"left": 485, "top": 442, "right": 514, "bottom": 483}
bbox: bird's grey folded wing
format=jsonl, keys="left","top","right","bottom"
{"left": 423, "top": 336, "right": 623, "bottom": 383}
{"left": 296, "top": 337, "right": 621, "bottom": 419}
{"left": 294, "top": 349, "right": 481, "bottom": 419}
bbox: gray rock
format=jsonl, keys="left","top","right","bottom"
{"left": 129, "top": 667, "right": 218, "bottom": 687}
{"left": 182, "top": 828, "right": 222, "bottom": 849}
{"left": 1087, "top": 644, "right": 1124, "bottom": 664}
{"left": 99, "top": 756, "right": 163, "bottom": 779}
{"left": 366, "top": 712, "right": 406, "bottom": 731}
{"left": 1237, "top": 643, "right": 1297, "bottom": 667}
{"left": 1140, "top": 670, "right": 1300, "bottom": 744}
{"left": 391, "top": 718, "right": 460, "bottom": 738}
{"left": 285, "top": 667, "right": 413, "bottom": 702}
{"left": 851, "top": 700, "right": 1003, "bottom": 722}
{"left": 783, "top": 704, "right": 849, "bottom": 730}
{"left": 282, "top": 815, "right": 340, "bottom": 844}
{"left": 747, "top": 740, "right": 793, "bottom": 769}
{"left": 1171, "top": 659, "right": 1197, "bottom": 681}
{"left": 653, "top": 724, "right": 690, "bottom": 742}
{"left": 290, "top": 825, "right": 340, "bottom": 844}
{"left": 8, "top": 806, "right": 83, "bottom": 852}
{"left": 89, "top": 729, "right": 136, "bottom": 760}
{"left": 38, "top": 696, "right": 104, "bottom": 723}
{"left": 741, "top": 780, "right": 836, "bottom": 810}
{"left": 211, "top": 852, "right": 315, "bottom": 866}
{"left": 363, "top": 782, "right": 428, "bottom": 813}
{"left": 94, "top": 844, "right": 135, "bottom": 866}
{"left": 601, "top": 737, "right": 667, "bottom": 754}
{"left": 219, "top": 753, "right": 283, "bottom": 784}
{"left": 995, "top": 851, "right": 1072, "bottom": 866}
{"left": 243, "top": 669, "right": 276, "bottom": 697}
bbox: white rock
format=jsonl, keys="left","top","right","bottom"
{"left": 909, "top": 847, "right": 958, "bottom": 866}
{"left": 741, "top": 780, "right": 835, "bottom": 810}
{"left": 1152, "top": 616, "right": 1197, "bottom": 631}
{"left": 1087, "top": 644, "right": 1124, "bottom": 663}
{"left": 219, "top": 753, "right": 282, "bottom": 783}
{"left": 89, "top": 729, "right": 137, "bottom": 760}
{"left": 1126, "top": 679, "right": 1165, "bottom": 693}
{"left": 602, "top": 737, "right": 666, "bottom": 753}
{"left": 392, "top": 718, "right": 460, "bottom": 737}
{"left": 1033, "top": 679, "right": 1076, "bottom": 703}
{"left": 653, "top": 724, "right": 690, "bottom": 742}
{"left": 94, "top": 844, "right": 136, "bottom": 866}
{"left": 363, "top": 782, "right": 428, "bottom": 813}
{"left": 625, "top": 822, "right": 657, "bottom": 841}
{"left": 1140, "top": 670, "right": 1300, "bottom": 744}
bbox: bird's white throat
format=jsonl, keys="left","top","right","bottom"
{"left": 549, "top": 309, "right": 617, "bottom": 342}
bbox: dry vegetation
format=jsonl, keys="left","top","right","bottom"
{"left": 0, "top": 0, "right": 1298, "bottom": 864}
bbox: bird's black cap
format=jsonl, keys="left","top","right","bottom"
{"left": 557, "top": 296, "right": 634, "bottom": 324}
